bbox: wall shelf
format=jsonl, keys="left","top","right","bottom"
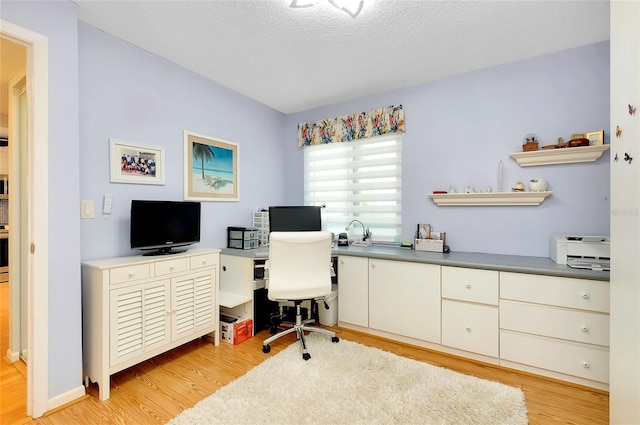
{"left": 429, "top": 191, "right": 552, "bottom": 206}
{"left": 509, "top": 145, "right": 610, "bottom": 167}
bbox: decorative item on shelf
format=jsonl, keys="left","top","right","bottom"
{"left": 465, "top": 185, "right": 475, "bottom": 194}
{"left": 629, "top": 104, "right": 636, "bottom": 116}
{"left": 616, "top": 125, "right": 622, "bottom": 137}
{"left": 448, "top": 185, "right": 457, "bottom": 193}
{"left": 497, "top": 160, "right": 504, "bottom": 191}
{"left": 585, "top": 130, "right": 605, "bottom": 146}
{"left": 512, "top": 181, "right": 525, "bottom": 192}
{"left": 481, "top": 186, "right": 492, "bottom": 193}
{"left": 528, "top": 178, "right": 548, "bottom": 192}
{"left": 522, "top": 133, "right": 539, "bottom": 152}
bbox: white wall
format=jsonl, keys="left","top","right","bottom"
{"left": 609, "top": 1, "right": 640, "bottom": 423}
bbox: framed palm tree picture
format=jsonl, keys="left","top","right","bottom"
{"left": 184, "top": 131, "right": 239, "bottom": 201}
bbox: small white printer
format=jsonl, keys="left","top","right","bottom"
{"left": 551, "top": 235, "right": 610, "bottom": 267}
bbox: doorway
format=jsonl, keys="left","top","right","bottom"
{"left": 0, "top": 19, "right": 49, "bottom": 419}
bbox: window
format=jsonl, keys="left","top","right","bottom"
{"left": 303, "top": 134, "right": 402, "bottom": 243}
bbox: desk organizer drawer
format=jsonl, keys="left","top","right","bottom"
{"left": 110, "top": 263, "right": 150, "bottom": 284}
{"left": 500, "top": 272, "right": 609, "bottom": 313}
{"left": 442, "top": 300, "right": 498, "bottom": 357}
{"left": 500, "top": 330, "right": 609, "bottom": 383}
{"left": 500, "top": 300, "right": 609, "bottom": 347}
{"left": 442, "top": 266, "right": 498, "bottom": 305}
{"left": 155, "top": 258, "right": 188, "bottom": 276}
{"left": 190, "top": 253, "right": 217, "bottom": 270}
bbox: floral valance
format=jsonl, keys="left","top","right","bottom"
{"left": 297, "top": 104, "right": 405, "bottom": 147}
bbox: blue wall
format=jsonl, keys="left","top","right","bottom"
{"left": 78, "top": 23, "right": 287, "bottom": 260}
{"left": 285, "top": 42, "right": 610, "bottom": 257}
{"left": 2, "top": 0, "right": 82, "bottom": 401}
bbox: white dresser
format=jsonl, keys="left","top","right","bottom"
{"left": 82, "top": 248, "right": 220, "bottom": 400}
{"left": 499, "top": 272, "right": 610, "bottom": 387}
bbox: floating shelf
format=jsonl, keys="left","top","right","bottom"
{"left": 509, "top": 144, "right": 610, "bottom": 167}
{"left": 429, "top": 191, "right": 553, "bottom": 206}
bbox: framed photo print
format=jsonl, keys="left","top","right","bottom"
{"left": 586, "top": 129, "right": 604, "bottom": 146}
{"left": 184, "top": 131, "right": 239, "bottom": 201}
{"left": 109, "top": 139, "right": 165, "bottom": 185}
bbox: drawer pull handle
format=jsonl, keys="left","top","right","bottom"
{"left": 581, "top": 292, "right": 590, "bottom": 300}
{"left": 371, "top": 264, "right": 376, "bottom": 269}
{"left": 465, "top": 283, "right": 471, "bottom": 289}
{"left": 581, "top": 325, "right": 589, "bottom": 332}
{"left": 582, "top": 361, "right": 590, "bottom": 369}
{"left": 202, "top": 259, "right": 208, "bottom": 264}
{"left": 465, "top": 326, "right": 472, "bottom": 332}
{"left": 340, "top": 260, "right": 344, "bottom": 265}
{"left": 222, "top": 266, "right": 227, "bottom": 272}
{"left": 128, "top": 272, "right": 135, "bottom": 277}
{"left": 169, "top": 265, "right": 174, "bottom": 270}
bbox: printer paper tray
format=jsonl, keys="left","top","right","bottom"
{"left": 566, "top": 257, "right": 610, "bottom": 271}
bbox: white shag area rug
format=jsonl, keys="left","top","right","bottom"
{"left": 168, "top": 334, "right": 528, "bottom": 425}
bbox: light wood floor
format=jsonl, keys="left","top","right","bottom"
{"left": 1, "top": 288, "right": 608, "bottom": 424}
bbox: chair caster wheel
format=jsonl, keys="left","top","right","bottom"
{"left": 263, "top": 345, "right": 271, "bottom": 354}
{"left": 303, "top": 353, "right": 311, "bottom": 361}
{"left": 332, "top": 336, "right": 340, "bottom": 343}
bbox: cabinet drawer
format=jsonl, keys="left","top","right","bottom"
{"left": 500, "top": 272, "right": 609, "bottom": 313}
{"left": 442, "top": 300, "right": 498, "bottom": 357}
{"left": 110, "top": 264, "right": 150, "bottom": 284}
{"left": 500, "top": 330, "right": 609, "bottom": 383}
{"left": 442, "top": 266, "right": 498, "bottom": 305}
{"left": 190, "top": 253, "right": 217, "bottom": 270}
{"left": 500, "top": 300, "right": 609, "bottom": 347}
{"left": 155, "top": 258, "right": 188, "bottom": 276}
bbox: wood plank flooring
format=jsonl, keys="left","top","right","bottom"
{"left": 1, "top": 322, "right": 608, "bottom": 424}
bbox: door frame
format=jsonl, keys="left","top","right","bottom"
{"left": 1, "top": 19, "right": 49, "bottom": 418}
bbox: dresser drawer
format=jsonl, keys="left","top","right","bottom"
{"left": 500, "top": 300, "right": 609, "bottom": 347}
{"left": 500, "top": 330, "right": 609, "bottom": 383}
{"left": 500, "top": 272, "right": 609, "bottom": 313}
{"left": 155, "top": 257, "right": 188, "bottom": 276}
{"left": 190, "top": 253, "right": 217, "bottom": 270}
{"left": 442, "top": 267, "right": 498, "bottom": 305}
{"left": 110, "top": 264, "right": 150, "bottom": 284}
{"left": 442, "top": 300, "right": 498, "bottom": 357}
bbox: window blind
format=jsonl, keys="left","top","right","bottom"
{"left": 304, "top": 135, "right": 402, "bottom": 243}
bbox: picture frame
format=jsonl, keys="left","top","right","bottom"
{"left": 586, "top": 129, "right": 604, "bottom": 146}
{"left": 184, "top": 131, "right": 239, "bottom": 202}
{"left": 109, "top": 139, "right": 165, "bottom": 185}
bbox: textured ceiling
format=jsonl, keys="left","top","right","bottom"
{"left": 80, "top": 1, "right": 607, "bottom": 113}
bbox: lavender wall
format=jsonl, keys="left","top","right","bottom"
{"left": 78, "top": 23, "right": 287, "bottom": 260}
{"left": 285, "top": 42, "right": 610, "bottom": 257}
{"left": 2, "top": 0, "right": 82, "bottom": 401}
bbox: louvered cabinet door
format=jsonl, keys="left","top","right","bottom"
{"left": 109, "top": 280, "right": 171, "bottom": 368}
{"left": 171, "top": 271, "right": 215, "bottom": 341}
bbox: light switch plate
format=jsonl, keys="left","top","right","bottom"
{"left": 81, "top": 200, "right": 95, "bottom": 219}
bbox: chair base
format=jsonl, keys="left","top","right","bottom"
{"left": 262, "top": 303, "right": 339, "bottom": 360}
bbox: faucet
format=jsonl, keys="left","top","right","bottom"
{"left": 345, "top": 219, "right": 372, "bottom": 246}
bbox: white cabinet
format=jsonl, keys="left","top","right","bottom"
{"left": 499, "top": 272, "right": 610, "bottom": 387}
{"left": 369, "top": 259, "right": 440, "bottom": 343}
{"left": 441, "top": 266, "right": 498, "bottom": 357}
{"left": 337, "top": 256, "right": 369, "bottom": 327}
{"left": 82, "top": 248, "right": 220, "bottom": 400}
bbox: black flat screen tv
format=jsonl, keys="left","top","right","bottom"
{"left": 268, "top": 206, "right": 322, "bottom": 232}
{"left": 130, "top": 200, "right": 201, "bottom": 255}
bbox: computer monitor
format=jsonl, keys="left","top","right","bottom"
{"left": 268, "top": 206, "right": 322, "bottom": 232}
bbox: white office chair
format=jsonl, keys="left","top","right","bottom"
{"left": 262, "top": 231, "right": 339, "bottom": 360}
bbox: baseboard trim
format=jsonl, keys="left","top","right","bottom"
{"left": 47, "top": 385, "right": 86, "bottom": 412}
